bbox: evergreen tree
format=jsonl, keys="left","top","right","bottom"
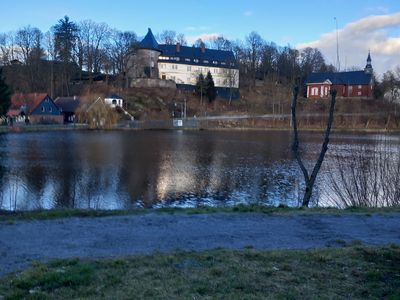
{"left": 53, "top": 16, "right": 79, "bottom": 64}
{"left": 195, "top": 73, "right": 206, "bottom": 103}
{"left": 0, "top": 69, "right": 11, "bottom": 116}
{"left": 205, "top": 71, "right": 216, "bottom": 102}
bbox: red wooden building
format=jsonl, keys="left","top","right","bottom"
{"left": 305, "top": 53, "right": 373, "bottom": 99}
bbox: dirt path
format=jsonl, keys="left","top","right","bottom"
{"left": 1, "top": 213, "right": 399, "bottom": 276}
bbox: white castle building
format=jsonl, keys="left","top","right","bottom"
{"left": 129, "top": 28, "right": 239, "bottom": 98}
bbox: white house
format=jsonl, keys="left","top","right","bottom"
{"left": 104, "top": 94, "right": 123, "bottom": 108}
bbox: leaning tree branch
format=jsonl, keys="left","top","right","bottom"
{"left": 291, "top": 86, "right": 337, "bottom": 207}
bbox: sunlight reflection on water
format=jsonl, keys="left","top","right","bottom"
{"left": 0, "top": 130, "right": 398, "bottom": 211}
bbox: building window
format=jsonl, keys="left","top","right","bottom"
{"left": 221, "top": 62, "right": 226, "bottom": 65}
{"left": 172, "top": 65, "right": 178, "bottom": 70}
{"left": 212, "top": 61, "right": 218, "bottom": 64}
{"left": 49, "top": 107, "right": 52, "bottom": 112}
{"left": 203, "top": 60, "right": 209, "bottom": 63}
{"left": 187, "top": 66, "right": 191, "bottom": 71}
{"left": 358, "top": 85, "right": 362, "bottom": 89}
{"left": 185, "top": 58, "right": 191, "bottom": 62}
{"left": 41, "top": 106, "right": 45, "bottom": 112}
{"left": 311, "top": 87, "right": 318, "bottom": 96}
{"left": 194, "top": 59, "right": 199, "bottom": 63}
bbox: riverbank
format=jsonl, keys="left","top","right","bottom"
{"left": 1, "top": 205, "right": 400, "bottom": 221}
{"left": 1, "top": 111, "right": 400, "bottom": 133}
{"left": 1, "top": 245, "right": 399, "bottom": 299}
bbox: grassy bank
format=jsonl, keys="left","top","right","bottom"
{"left": 0, "top": 245, "right": 399, "bottom": 299}
{"left": 1, "top": 205, "right": 400, "bottom": 222}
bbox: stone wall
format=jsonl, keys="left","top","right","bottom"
{"left": 130, "top": 78, "right": 176, "bottom": 89}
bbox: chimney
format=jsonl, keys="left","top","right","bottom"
{"left": 176, "top": 42, "right": 181, "bottom": 52}
{"left": 200, "top": 42, "right": 205, "bottom": 53}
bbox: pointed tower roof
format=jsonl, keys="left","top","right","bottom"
{"left": 365, "top": 51, "right": 373, "bottom": 74}
{"left": 139, "top": 28, "right": 160, "bottom": 51}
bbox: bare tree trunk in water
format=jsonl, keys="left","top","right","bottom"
{"left": 291, "top": 86, "right": 336, "bottom": 207}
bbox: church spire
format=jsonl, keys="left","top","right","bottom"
{"left": 364, "top": 50, "right": 373, "bottom": 74}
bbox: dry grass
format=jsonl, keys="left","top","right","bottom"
{"left": 0, "top": 245, "right": 399, "bottom": 299}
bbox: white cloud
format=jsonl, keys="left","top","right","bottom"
{"left": 297, "top": 13, "right": 400, "bottom": 75}
{"left": 243, "top": 11, "right": 253, "bottom": 17}
{"left": 186, "top": 33, "right": 221, "bottom": 44}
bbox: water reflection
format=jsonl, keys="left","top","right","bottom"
{"left": 0, "top": 130, "right": 398, "bottom": 211}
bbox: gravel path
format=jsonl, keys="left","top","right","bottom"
{"left": 1, "top": 212, "right": 399, "bottom": 276}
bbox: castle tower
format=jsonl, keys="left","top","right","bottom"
{"left": 134, "top": 28, "right": 161, "bottom": 79}
{"left": 364, "top": 51, "right": 373, "bottom": 74}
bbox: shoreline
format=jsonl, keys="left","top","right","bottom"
{"left": 2, "top": 206, "right": 400, "bottom": 222}
{"left": 1, "top": 124, "right": 400, "bottom": 134}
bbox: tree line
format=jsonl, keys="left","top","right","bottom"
{"left": 0, "top": 15, "right": 398, "bottom": 102}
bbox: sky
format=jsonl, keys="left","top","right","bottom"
{"left": 1, "top": 0, "right": 400, "bottom": 75}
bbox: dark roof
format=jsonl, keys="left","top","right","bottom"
{"left": 305, "top": 71, "right": 372, "bottom": 85}
{"left": 139, "top": 28, "right": 160, "bottom": 51}
{"left": 158, "top": 44, "right": 236, "bottom": 68}
{"left": 105, "top": 94, "right": 123, "bottom": 99}
{"left": 54, "top": 97, "right": 81, "bottom": 113}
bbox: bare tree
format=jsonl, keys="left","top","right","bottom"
{"left": 78, "top": 20, "right": 110, "bottom": 73}
{"left": 246, "top": 31, "right": 263, "bottom": 86}
{"left": 291, "top": 86, "right": 337, "bottom": 207}
{"left": 210, "top": 36, "right": 232, "bottom": 51}
{"left": 15, "top": 26, "right": 43, "bottom": 64}
{"left": 327, "top": 141, "right": 400, "bottom": 208}
{"left": 176, "top": 33, "right": 187, "bottom": 46}
{"left": 159, "top": 30, "right": 176, "bottom": 45}
{"left": 382, "top": 70, "right": 400, "bottom": 103}
{"left": 0, "top": 32, "right": 18, "bottom": 65}
{"left": 260, "top": 42, "right": 278, "bottom": 81}
{"left": 106, "top": 30, "right": 138, "bottom": 88}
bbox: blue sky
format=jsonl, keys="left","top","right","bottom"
{"left": 1, "top": 0, "right": 400, "bottom": 74}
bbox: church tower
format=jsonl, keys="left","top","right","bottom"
{"left": 364, "top": 51, "right": 373, "bottom": 74}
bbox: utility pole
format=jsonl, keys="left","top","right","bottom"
{"left": 334, "top": 17, "right": 340, "bottom": 71}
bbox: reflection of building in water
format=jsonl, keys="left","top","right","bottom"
{"left": 0, "top": 131, "right": 341, "bottom": 211}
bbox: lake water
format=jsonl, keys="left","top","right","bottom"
{"left": 0, "top": 130, "right": 398, "bottom": 211}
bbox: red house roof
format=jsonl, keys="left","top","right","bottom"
{"left": 9, "top": 93, "right": 49, "bottom": 115}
